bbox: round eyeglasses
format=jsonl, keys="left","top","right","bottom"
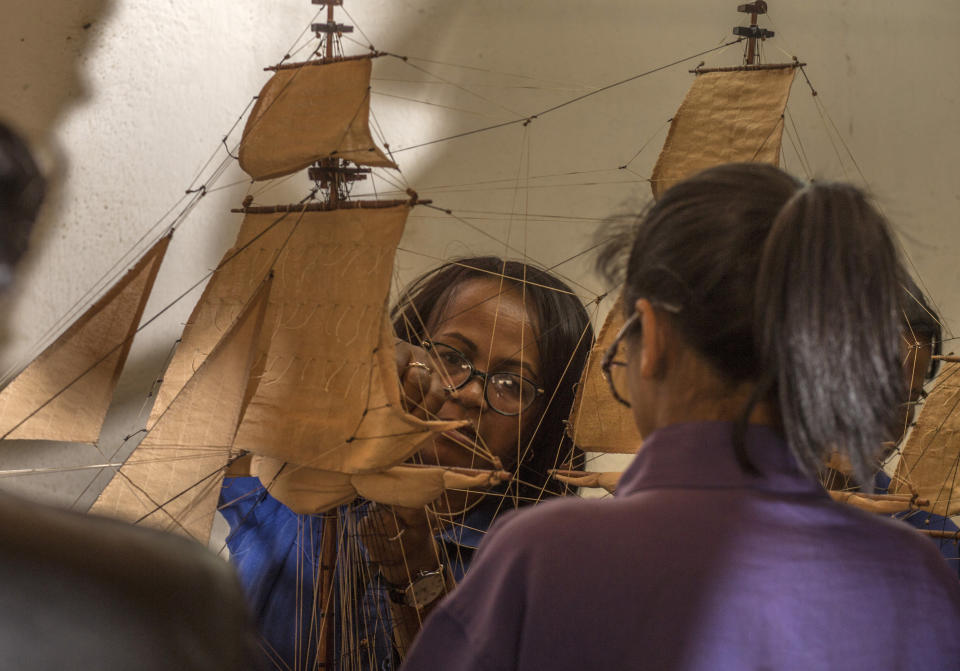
{"left": 600, "top": 301, "right": 682, "bottom": 408}
{"left": 422, "top": 341, "right": 544, "bottom": 416}
{"left": 600, "top": 312, "right": 639, "bottom": 408}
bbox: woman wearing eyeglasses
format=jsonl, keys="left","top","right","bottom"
{"left": 401, "top": 163, "right": 960, "bottom": 671}
{"left": 219, "top": 257, "right": 593, "bottom": 670}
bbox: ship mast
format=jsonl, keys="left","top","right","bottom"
{"left": 309, "top": 0, "right": 369, "bottom": 208}
{"left": 734, "top": 2, "right": 774, "bottom": 65}
{"left": 310, "top": 6, "right": 345, "bottom": 670}
{"left": 692, "top": 2, "right": 798, "bottom": 75}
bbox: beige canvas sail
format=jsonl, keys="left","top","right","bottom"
{"left": 251, "top": 457, "right": 356, "bottom": 513}
{"left": 147, "top": 208, "right": 302, "bottom": 429}
{"left": 567, "top": 294, "right": 643, "bottom": 453}
{"left": 150, "top": 204, "right": 460, "bottom": 474}
{"left": 252, "top": 456, "right": 509, "bottom": 514}
{"left": 230, "top": 206, "right": 463, "bottom": 471}
{"left": 0, "top": 236, "right": 170, "bottom": 442}
{"left": 238, "top": 56, "right": 396, "bottom": 181}
{"left": 90, "top": 278, "right": 269, "bottom": 543}
{"left": 651, "top": 66, "right": 796, "bottom": 199}
{"left": 889, "top": 361, "right": 960, "bottom": 516}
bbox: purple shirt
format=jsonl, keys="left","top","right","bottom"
{"left": 402, "top": 422, "right": 960, "bottom": 670}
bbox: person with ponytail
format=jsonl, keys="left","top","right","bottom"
{"left": 401, "top": 163, "right": 960, "bottom": 671}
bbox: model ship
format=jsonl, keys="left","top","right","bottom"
{"left": 0, "top": 1, "right": 955, "bottom": 668}
{"left": 0, "top": 0, "right": 509, "bottom": 545}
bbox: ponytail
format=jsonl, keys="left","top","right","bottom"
{"left": 754, "top": 183, "right": 905, "bottom": 484}
{"left": 605, "top": 163, "right": 909, "bottom": 486}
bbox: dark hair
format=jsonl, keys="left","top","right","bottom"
{"left": 0, "top": 122, "right": 44, "bottom": 267}
{"left": 602, "top": 162, "right": 905, "bottom": 486}
{"left": 900, "top": 273, "right": 942, "bottom": 381}
{"left": 391, "top": 257, "right": 593, "bottom": 504}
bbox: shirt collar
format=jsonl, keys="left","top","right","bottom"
{"left": 616, "top": 421, "right": 826, "bottom": 499}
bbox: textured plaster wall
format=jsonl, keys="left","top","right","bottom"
{"left": 0, "top": 1, "right": 957, "bottom": 507}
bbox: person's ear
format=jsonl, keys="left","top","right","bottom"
{"left": 634, "top": 298, "right": 668, "bottom": 379}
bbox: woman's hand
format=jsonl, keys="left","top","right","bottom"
{"left": 360, "top": 503, "right": 441, "bottom": 585}
{"left": 395, "top": 339, "right": 449, "bottom": 421}
{"left": 360, "top": 503, "right": 452, "bottom": 652}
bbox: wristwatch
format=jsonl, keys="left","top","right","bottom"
{"left": 386, "top": 565, "right": 447, "bottom": 608}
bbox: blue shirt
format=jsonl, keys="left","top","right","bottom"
{"left": 219, "top": 477, "right": 494, "bottom": 670}
{"left": 402, "top": 422, "right": 960, "bottom": 671}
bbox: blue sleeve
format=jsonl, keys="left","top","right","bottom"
{"left": 219, "top": 477, "right": 326, "bottom": 669}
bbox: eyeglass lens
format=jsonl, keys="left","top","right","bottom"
{"left": 606, "top": 359, "right": 631, "bottom": 407}
{"left": 425, "top": 342, "right": 537, "bottom": 415}
{"left": 602, "top": 314, "right": 638, "bottom": 408}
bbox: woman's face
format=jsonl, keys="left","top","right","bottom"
{"left": 417, "top": 278, "right": 543, "bottom": 471}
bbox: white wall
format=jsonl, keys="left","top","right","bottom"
{"left": 0, "top": 0, "right": 957, "bottom": 506}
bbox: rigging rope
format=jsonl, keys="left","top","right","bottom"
{"left": 387, "top": 39, "right": 744, "bottom": 155}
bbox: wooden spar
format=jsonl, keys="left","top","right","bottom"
{"left": 317, "top": 513, "right": 339, "bottom": 669}
{"left": 265, "top": 53, "right": 385, "bottom": 72}
{"left": 230, "top": 198, "right": 414, "bottom": 214}
{"left": 917, "top": 529, "right": 960, "bottom": 540}
{"left": 325, "top": 1, "right": 340, "bottom": 208}
{"left": 932, "top": 355, "right": 960, "bottom": 363}
{"left": 828, "top": 491, "right": 930, "bottom": 506}
{"left": 325, "top": 2, "right": 334, "bottom": 59}
{"left": 746, "top": 4, "right": 759, "bottom": 64}
{"left": 691, "top": 62, "right": 804, "bottom": 74}
{"left": 827, "top": 490, "right": 930, "bottom": 515}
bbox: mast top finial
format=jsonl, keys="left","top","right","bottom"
{"left": 737, "top": 2, "right": 768, "bottom": 14}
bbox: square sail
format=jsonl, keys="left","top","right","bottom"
{"left": 651, "top": 66, "right": 796, "bottom": 199}
{"left": 238, "top": 56, "right": 396, "bottom": 181}
{"left": 567, "top": 293, "right": 643, "bottom": 454}
{"left": 149, "top": 205, "right": 460, "bottom": 477}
